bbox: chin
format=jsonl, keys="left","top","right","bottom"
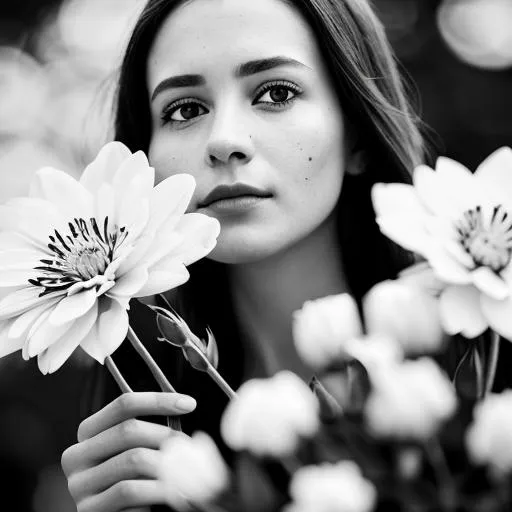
{"left": 206, "top": 237, "right": 286, "bottom": 265}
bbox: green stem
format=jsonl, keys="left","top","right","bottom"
{"left": 484, "top": 330, "right": 501, "bottom": 397}
{"left": 127, "top": 325, "right": 182, "bottom": 432}
{"left": 105, "top": 356, "right": 132, "bottom": 393}
{"left": 425, "top": 437, "right": 456, "bottom": 512}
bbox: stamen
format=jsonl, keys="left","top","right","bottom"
{"left": 456, "top": 204, "right": 512, "bottom": 273}
{"left": 31, "top": 216, "right": 128, "bottom": 296}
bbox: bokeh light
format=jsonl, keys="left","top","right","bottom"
{"left": 438, "top": 0, "right": 512, "bottom": 70}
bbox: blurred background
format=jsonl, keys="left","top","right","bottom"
{"left": 0, "top": 0, "right": 511, "bottom": 510}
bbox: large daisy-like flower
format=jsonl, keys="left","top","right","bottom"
{"left": 372, "top": 147, "right": 512, "bottom": 341}
{"left": 0, "top": 142, "right": 220, "bottom": 373}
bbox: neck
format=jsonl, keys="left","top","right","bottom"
{"left": 229, "top": 216, "right": 349, "bottom": 380}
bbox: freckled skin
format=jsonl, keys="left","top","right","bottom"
{"left": 147, "top": 0, "right": 348, "bottom": 264}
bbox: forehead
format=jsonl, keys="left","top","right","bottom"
{"left": 147, "top": 0, "right": 322, "bottom": 80}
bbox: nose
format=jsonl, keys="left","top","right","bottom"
{"left": 205, "top": 104, "right": 255, "bottom": 167}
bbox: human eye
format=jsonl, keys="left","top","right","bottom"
{"left": 161, "top": 98, "right": 209, "bottom": 126}
{"left": 252, "top": 80, "right": 303, "bottom": 109}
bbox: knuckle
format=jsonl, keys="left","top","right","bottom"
{"left": 113, "top": 480, "right": 138, "bottom": 504}
{"left": 125, "top": 448, "right": 147, "bottom": 471}
{"left": 119, "top": 418, "right": 140, "bottom": 441}
{"left": 115, "top": 393, "right": 136, "bottom": 414}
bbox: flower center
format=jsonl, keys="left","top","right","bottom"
{"left": 455, "top": 205, "right": 512, "bottom": 272}
{"left": 30, "top": 217, "right": 128, "bottom": 296}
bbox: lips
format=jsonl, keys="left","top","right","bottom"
{"left": 199, "top": 183, "right": 272, "bottom": 208}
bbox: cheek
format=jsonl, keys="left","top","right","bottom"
{"left": 268, "top": 107, "right": 345, "bottom": 198}
{"left": 148, "top": 133, "right": 201, "bottom": 184}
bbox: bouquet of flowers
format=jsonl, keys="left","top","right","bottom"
{"left": 152, "top": 147, "right": 512, "bottom": 512}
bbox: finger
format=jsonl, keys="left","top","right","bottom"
{"left": 68, "top": 448, "right": 161, "bottom": 501}
{"left": 78, "top": 392, "right": 196, "bottom": 441}
{"left": 78, "top": 480, "right": 165, "bottom": 512}
{"left": 63, "top": 419, "right": 178, "bottom": 474}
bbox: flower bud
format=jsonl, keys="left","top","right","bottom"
{"left": 363, "top": 280, "right": 445, "bottom": 355}
{"left": 466, "top": 390, "right": 512, "bottom": 477}
{"left": 292, "top": 294, "right": 363, "bottom": 370}
{"left": 221, "top": 371, "right": 319, "bottom": 457}
{"left": 157, "top": 431, "right": 229, "bottom": 511}
{"left": 365, "top": 358, "right": 457, "bottom": 441}
{"left": 284, "top": 461, "right": 376, "bottom": 512}
{"left": 156, "top": 307, "right": 219, "bottom": 370}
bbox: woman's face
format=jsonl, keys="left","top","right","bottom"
{"left": 147, "top": 0, "right": 348, "bottom": 264}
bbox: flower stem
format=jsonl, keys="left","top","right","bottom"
{"left": 206, "top": 365, "right": 237, "bottom": 400}
{"left": 105, "top": 356, "right": 132, "bottom": 393}
{"left": 484, "top": 330, "right": 501, "bottom": 397}
{"left": 127, "top": 325, "right": 182, "bottom": 432}
{"left": 425, "top": 437, "right": 456, "bottom": 512}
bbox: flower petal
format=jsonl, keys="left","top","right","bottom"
{"left": 439, "top": 285, "right": 488, "bottom": 338}
{"left": 79, "top": 297, "right": 129, "bottom": 363}
{"left": 37, "top": 302, "right": 98, "bottom": 374}
{"left": 112, "top": 151, "right": 154, "bottom": 200}
{"left": 149, "top": 174, "right": 196, "bottom": 231}
{"left": 471, "top": 267, "right": 509, "bottom": 301}
{"left": 0, "top": 319, "right": 25, "bottom": 357}
{"left": 0, "top": 268, "right": 39, "bottom": 286}
{"left": 372, "top": 183, "right": 431, "bottom": 254}
{"left": 0, "top": 202, "right": 62, "bottom": 251}
{"left": 47, "top": 288, "right": 97, "bottom": 325}
{"left": 8, "top": 297, "right": 60, "bottom": 339}
{"left": 109, "top": 266, "right": 148, "bottom": 298}
{"left": 26, "top": 309, "right": 76, "bottom": 357}
{"left": 0, "top": 231, "right": 39, "bottom": 252}
{"left": 0, "top": 287, "right": 65, "bottom": 320}
{"left": 415, "top": 160, "right": 477, "bottom": 219}
{"left": 0, "top": 249, "right": 42, "bottom": 270}
{"left": 80, "top": 141, "right": 132, "bottom": 193}
{"left": 155, "top": 213, "right": 220, "bottom": 267}
{"left": 425, "top": 246, "right": 472, "bottom": 285}
{"left": 481, "top": 294, "right": 512, "bottom": 342}
{"left": 134, "top": 266, "right": 189, "bottom": 298}
{"left": 30, "top": 168, "right": 93, "bottom": 220}
{"left": 474, "top": 147, "right": 512, "bottom": 206}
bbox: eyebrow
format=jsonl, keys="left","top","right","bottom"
{"left": 151, "top": 56, "right": 308, "bottom": 102}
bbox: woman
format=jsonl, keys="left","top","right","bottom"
{"left": 61, "top": 0, "right": 425, "bottom": 510}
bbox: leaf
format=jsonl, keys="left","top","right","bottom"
{"left": 309, "top": 375, "right": 343, "bottom": 421}
{"left": 453, "top": 341, "right": 484, "bottom": 399}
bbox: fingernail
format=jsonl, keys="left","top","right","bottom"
{"left": 175, "top": 395, "right": 197, "bottom": 412}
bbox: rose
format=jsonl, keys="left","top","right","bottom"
{"left": 220, "top": 371, "right": 319, "bottom": 457}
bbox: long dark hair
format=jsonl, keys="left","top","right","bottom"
{"left": 88, "top": 0, "right": 426, "bottom": 437}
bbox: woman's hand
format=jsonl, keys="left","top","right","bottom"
{"left": 61, "top": 392, "right": 197, "bottom": 512}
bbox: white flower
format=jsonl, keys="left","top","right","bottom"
{"left": 292, "top": 294, "right": 363, "bottom": 369}
{"left": 466, "top": 390, "right": 512, "bottom": 476}
{"left": 157, "top": 431, "right": 229, "bottom": 511}
{"left": 365, "top": 358, "right": 457, "bottom": 440}
{"left": 363, "top": 279, "right": 445, "bottom": 355}
{"left": 372, "top": 147, "right": 512, "bottom": 341}
{"left": 344, "top": 334, "right": 404, "bottom": 373}
{"left": 283, "top": 461, "right": 376, "bottom": 512}
{"left": 0, "top": 142, "right": 220, "bottom": 373}
{"left": 220, "top": 371, "right": 319, "bottom": 457}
